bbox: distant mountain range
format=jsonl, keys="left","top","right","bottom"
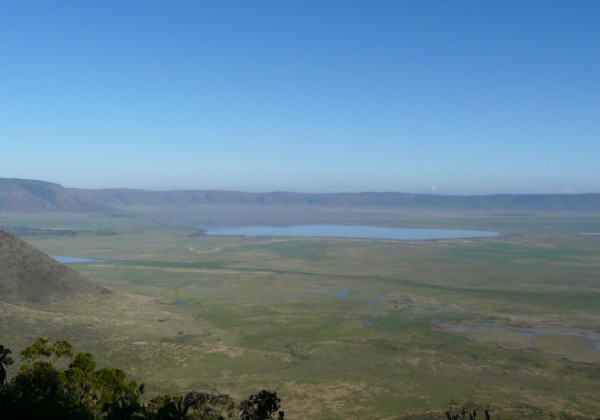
{"left": 2, "top": 177, "right": 600, "bottom": 213}
{"left": 0, "top": 230, "right": 108, "bottom": 304}
{"left": 0, "top": 178, "right": 112, "bottom": 213}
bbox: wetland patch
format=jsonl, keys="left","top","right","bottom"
{"left": 444, "top": 323, "right": 600, "bottom": 351}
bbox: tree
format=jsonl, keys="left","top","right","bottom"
{"left": 1, "top": 338, "right": 285, "bottom": 420}
{"left": 184, "top": 391, "right": 235, "bottom": 419}
{"left": 446, "top": 406, "right": 491, "bottom": 420}
{"left": 97, "top": 368, "right": 145, "bottom": 419}
{"left": 147, "top": 392, "right": 235, "bottom": 419}
{"left": 1, "top": 338, "right": 144, "bottom": 419}
{"left": 0, "top": 344, "right": 14, "bottom": 390}
{"left": 20, "top": 337, "right": 73, "bottom": 365}
{"left": 147, "top": 393, "right": 183, "bottom": 419}
{"left": 11, "top": 359, "right": 70, "bottom": 418}
{"left": 239, "top": 390, "right": 284, "bottom": 420}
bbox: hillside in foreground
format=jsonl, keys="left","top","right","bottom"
{"left": 0, "top": 230, "right": 108, "bottom": 304}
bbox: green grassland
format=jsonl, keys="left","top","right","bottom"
{"left": 1, "top": 207, "right": 600, "bottom": 418}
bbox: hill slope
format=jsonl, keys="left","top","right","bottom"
{"left": 0, "top": 178, "right": 113, "bottom": 213}
{"left": 0, "top": 231, "right": 107, "bottom": 304}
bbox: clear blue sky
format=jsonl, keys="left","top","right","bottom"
{"left": 1, "top": 1, "right": 598, "bottom": 193}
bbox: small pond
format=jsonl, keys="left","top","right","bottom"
{"left": 207, "top": 225, "right": 499, "bottom": 241}
{"left": 52, "top": 256, "right": 106, "bottom": 264}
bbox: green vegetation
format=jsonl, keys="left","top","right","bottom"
{"left": 0, "top": 338, "right": 284, "bottom": 420}
{"left": 1, "top": 208, "right": 600, "bottom": 418}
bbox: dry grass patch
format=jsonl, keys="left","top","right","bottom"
{"left": 282, "top": 381, "right": 386, "bottom": 418}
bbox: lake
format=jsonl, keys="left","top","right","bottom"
{"left": 207, "top": 225, "right": 499, "bottom": 241}
{"left": 52, "top": 256, "right": 106, "bottom": 264}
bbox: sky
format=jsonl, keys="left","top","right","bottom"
{"left": 1, "top": 1, "right": 599, "bottom": 194}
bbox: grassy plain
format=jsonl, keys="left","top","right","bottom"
{"left": 1, "top": 207, "right": 600, "bottom": 418}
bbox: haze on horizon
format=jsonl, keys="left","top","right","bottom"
{"left": 1, "top": 1, "right": 599, "bottom": 195}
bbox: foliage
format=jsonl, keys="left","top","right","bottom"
{"left": 0, "top": 338, "right": 283, "bottom": 420}
{"left": 20, "top": 337, "right": 74, "bottom": 363}
{"left": 0, "top": 344, "right": 14, "bottom": 389}
{"left": 184, "top": 391, "right": 236, "bottom": 419}
{"left": 239, "top": 390, "right": 284, "bottom": 420}
{"left": 446, "top": 406, "right": 491, "bottom": 420}
{"left": 1, "top": 338, "right": 144, "bottom": 419}
{"left": 146, "top": 391, "right": 236, "bottom": 419}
